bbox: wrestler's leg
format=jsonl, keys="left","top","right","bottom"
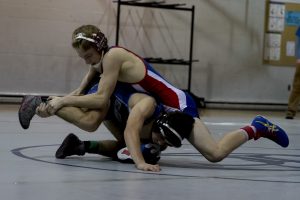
{"left": 19, "top": 95, "right": 108, "bottom": 131}
{"left": 187, "top": 118, "right": 247, "bottom": 162}
{"left": 55, "top": 132, "right": 124, "bottom": 159}
{"left": 55, "top": 106, "right": 108, "bottom": 132}
{"left": 188, "top": 116, "right": 288, "bottom": 162}
{"left": 287, "top": 63, "right": 300, "bottom": 118}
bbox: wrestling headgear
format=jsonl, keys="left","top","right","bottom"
{"left": 152, "top": 111, "right": 195, "bottom": 148}
{"left": 72, "top": 25, "right": 108, "bottom": 53}
{"left": 74, "top": 31, "right": 108, "bottom": 52}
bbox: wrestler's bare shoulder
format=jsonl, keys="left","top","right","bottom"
{"left": 104, "top": 47, "right": 145, "bottom": 83}
{"left": 104, "top": 47, "right": 140, "bottom": 62}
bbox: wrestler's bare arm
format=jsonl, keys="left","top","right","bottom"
{"left": 124, "top": 94, "right": 160, "bottom": 172}
{"left": 47, "top": 50, "right": 123, "bottom": 113}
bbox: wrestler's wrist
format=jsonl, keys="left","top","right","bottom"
{"left": 61, "top": 96, "right": 70, "bottom": 106}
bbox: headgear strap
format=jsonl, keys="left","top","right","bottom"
{"left": 74, "top": 33, "right": 96, "bottom": 43}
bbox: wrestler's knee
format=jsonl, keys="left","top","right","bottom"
{"left": 204, "top": 148, "right": 226, "bottom": 163}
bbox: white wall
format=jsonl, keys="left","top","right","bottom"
{"left": 0, "top": 0, "right": 116, "bottom": 96}
{"left": 190, "top": 0, "right": 295, "bottom": 104}
{"left": 0, "top": 0, "right": 298, "bottom": 105}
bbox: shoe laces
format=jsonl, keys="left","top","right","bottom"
{"left": 256, "top": 120, "right": 278, "bottom": 138}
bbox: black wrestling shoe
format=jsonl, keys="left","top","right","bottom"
{"left": 55, "top": 133, "right": 85, "bottom": 159}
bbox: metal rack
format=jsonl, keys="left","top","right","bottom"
{"left": 114, "top": 0, "right": 205, "bottom": 107}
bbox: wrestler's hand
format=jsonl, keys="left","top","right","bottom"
{"left": 47, "top": 96, "right": 64, "bottom": 115}
{"left": 35, "top": 103, "right": 51, "bottom": 118}
{"left": 136, "top": 162, "right": 161, "bottom": 172}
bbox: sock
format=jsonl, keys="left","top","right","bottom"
{"left": 83, "top": 141, "right": 100, "bottom": 154}
{"left": 240, "top": 126, "right": 256, "bottom": 140}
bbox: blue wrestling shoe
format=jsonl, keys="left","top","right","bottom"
{"left": 251, "top": 116, "right": 289, "bottom": 148}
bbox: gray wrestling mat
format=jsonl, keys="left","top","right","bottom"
{"left": 1, "top": 105, "right": 299, "bottom": 200}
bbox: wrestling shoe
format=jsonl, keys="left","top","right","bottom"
{"left": 116, "top": 147, "right": 134, "bottom": 163}
{"left": 117, "top": 143, "right": 161, "bottom": 164}
{"left": 18, "top": 95, "right": 42, "bottom": 129}
{"left": 55, "top": 133, "right": 85, "bottom": 159}
{"left": 251, "top": 115, "right": 289, "bottom": 148}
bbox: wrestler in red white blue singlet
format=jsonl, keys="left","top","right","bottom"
{"left": 111, "top": 46, "right": 199, "bottom": 118}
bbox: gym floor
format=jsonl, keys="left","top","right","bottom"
{"left": 0, "top": 104, "right": 299, "bottom": 200}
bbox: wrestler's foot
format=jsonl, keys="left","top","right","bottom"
{"left": 55, "top": 133, "right": 85, "bottom": 159}
{"left": 117, "top": 143, "right": 161, "bottom": 164}
{"left": 18, "top": 95, "right": 42, "bottom": 129}
{"left": 116, "top": 147, "right": 133, "bottom": 163}
{"left": 251, "top": 115, "right": 289, "bottom": 148}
